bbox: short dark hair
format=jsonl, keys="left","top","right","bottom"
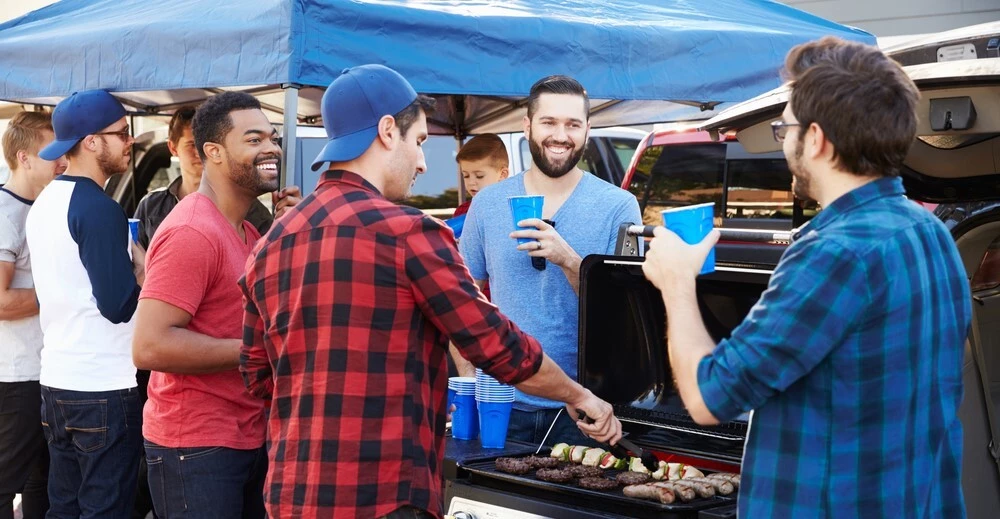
{"left": 783, "top": 37, "right": 918, "bottom": 177}
{"left": 392, "top": 95, "right": 436, "bottom": 138}
{"left": 168, "top": 106, "right": 197, "bottom": 145}
{"left": 191, "top": 92, "right": 262, "bottom": 160}
{"left": 526, "top": 75, "right": 590, "bottom": 120}
{"left": 456, "top": 133, "right": 508, "bottom": 169}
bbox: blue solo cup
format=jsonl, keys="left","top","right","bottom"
{"left": 451, "top": 393, "right": 479, "bottom": 440}
{"left": 508, "top": 195, "right": 544, "bottom": 245}
{"left": 447, "top": 388, "right": 457, "bottom": 413}
{"left": 444, "top": 213, "right": 466, "bottom": 239}
{"left": 661, "top": 203, "right": 715, "bottom": 275}
{"left": 478, "top": 401, "right": 513, "bottom": 449}
{"left": 127, "top": 218, "right": 140, "bottom": 243}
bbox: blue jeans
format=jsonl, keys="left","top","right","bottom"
{"left": 40, "top": 385, "right": 142, "bottom": 519}
{"left": 144, "top": 441, "right": 267, "bottom": 519}
{"left": 506, "top": 407, "right": 599, "bottom": 448}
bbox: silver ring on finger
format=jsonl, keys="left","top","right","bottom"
{"left": 537, "top": 241, "right": 543, "bottom": 251}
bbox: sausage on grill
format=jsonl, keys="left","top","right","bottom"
{"left": 651, "top": 481, "right": 696, "bottom": 502}
{"left": 623, "top": 484, "right": 676, "bottom": 504}
{"left": 706, "top": 472, "right": 741, "bottom": 488}
{"left": 671, "top": 479, "right": 715, "bottom": 499}
{"left": 686, "top": 476, "right": 735, "bottom": 496}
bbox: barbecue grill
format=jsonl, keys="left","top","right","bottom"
{"left": 444, "top": 254, "right": 775, "bottom": 518}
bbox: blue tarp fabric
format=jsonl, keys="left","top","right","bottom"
{"left": 0, "top": 0, "right": 874, "bottom": 104}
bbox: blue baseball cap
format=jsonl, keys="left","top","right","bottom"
{"left": 39, "top": 90, "right": 127, "bottom": 161}
{"left": 311, "top": 64, "right": 418, "bottom": 171}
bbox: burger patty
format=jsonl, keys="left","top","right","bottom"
{"left": 526, "top": 455, "right": 561, "bottom": 469}
{"left": 535, "top": 468, "right": 575, "bottom": 483}
{"left": 495, "top": 457, "right": 534, "bottom": 475}
{"left": 577, "top": 477, "right": 619, "bottom": 491}
{"left": 616, "top": 471, "right": 652, "bottom": 485}
{"left": 567, "top": 465, "right": 603, "bottom": 478}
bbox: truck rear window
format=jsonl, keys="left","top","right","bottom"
{"left": 627, "top": 142, "right": 815, "bottom": 227}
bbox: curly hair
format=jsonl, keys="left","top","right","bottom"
{"left": 191, "top": 92, "right": 263, "bottom": 160}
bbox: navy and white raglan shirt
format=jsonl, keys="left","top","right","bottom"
{"left": 25, "top": 175, "right": 139, "bottom": 391}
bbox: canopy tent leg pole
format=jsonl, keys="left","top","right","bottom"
{"left": 280, "top": 84, "right": 301, "bottom": 193}
{"left": 456, "top": 136, "right": 465, "bottom": 206}
{"left": 453, "top": 96, "right": 466, "bottom": 206}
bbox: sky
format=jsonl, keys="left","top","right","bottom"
{"left": 0, "top": 0, "right": 54, "bottom": 23}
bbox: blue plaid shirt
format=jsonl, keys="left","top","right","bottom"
{"left": 699, "top": 177, "right": 970, "bottom": 518}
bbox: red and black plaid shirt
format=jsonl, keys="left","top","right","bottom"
{"left": 239, "top": 170, "right": 543, "bottom": 518}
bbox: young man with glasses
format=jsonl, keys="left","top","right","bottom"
{"left": 24, "top": 89, "right": 146, "bottom": 519}
{"left": 642, "top": 37, "right": 970, "bottom": 517}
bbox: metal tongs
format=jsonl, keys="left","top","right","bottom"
{"left": 576, "top": 410, "right": 659, "bottom": 471}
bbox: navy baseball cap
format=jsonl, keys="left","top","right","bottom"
{"left": 39, "top": 90, "right": 127, "bottom": 161}
{"left": 311, "top": 64, "right": 418, "bottom": 171}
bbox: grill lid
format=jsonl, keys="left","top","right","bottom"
{"left": 578, "top": 255, "right": 771, "bottom": 462}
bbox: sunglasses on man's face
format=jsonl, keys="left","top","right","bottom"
{"left": 95, "top": 125, "right": 131, "bottom": 140}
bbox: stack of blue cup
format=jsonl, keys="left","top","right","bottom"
{"left": 475, "top": 369, "right": 515, "bottom": 448}
{"left": 448, "top": 377, "right": 478, "bottom": 440}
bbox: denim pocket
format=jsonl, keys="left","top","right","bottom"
{"left": 41, "top": 421, "right": 53, "bottom": 444}
{"left": 57, "top": 399, "right": 108, "bottom": 453}
{"left": 178, "top": 446, "right": 224, "bottom": 461}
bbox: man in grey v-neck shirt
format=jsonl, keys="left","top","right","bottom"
{"left": 459, "top": 76, "right": 641, "bottom": 447}
{"left": 0, "top": 111, "right": 67, "bottom": 519}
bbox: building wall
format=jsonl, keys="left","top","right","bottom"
{"left": 782, "top": 0, "right": 1000, "bottom": 36}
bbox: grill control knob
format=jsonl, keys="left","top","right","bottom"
{"left": 452, "top": 512, "right": 477, "bottom": 519}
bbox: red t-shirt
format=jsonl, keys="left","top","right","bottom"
{"left": 140, "top": 193, "right": 265, "bottom": 449}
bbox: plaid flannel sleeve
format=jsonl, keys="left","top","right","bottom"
{"left": 404, "top": 216, "right": 543, "bottom": 385}
{"left": 239, "top": 261, "right": 274, "bottom": 400}
{"left": 698, "top": 237, "right": 870, "bottom": 421}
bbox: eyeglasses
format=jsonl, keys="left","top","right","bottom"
{"left": 95, "top": 125, "right": 131, "bottom": 140}
{"left": 770, "top": 121, "right": 800, "bottom": 143}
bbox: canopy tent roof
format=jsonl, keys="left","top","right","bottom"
{"left": 0, "top": 0, "right": 875, "bottom": 134}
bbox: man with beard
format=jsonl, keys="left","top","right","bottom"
{"left": 458, "top": 75, "right": 641, "bottom": 445}
{"left": 25, "top": 90, "right": 145, "bottom": 519}
{"left": 130, "top": 92, "right": 300, "bottom": 519}
{"left": 130, "top": 105, "right": 296, "bottom": 519}
{"left": 0, "top": 111, "right": 67, "bottom": 519}
{"left": 239, "top": 64, "right": 621, "bottom": 518}
{"left": 642, "top": 37, "right": 969, "bottom": 517}
{"left": 133, "top": 106, "right": 276, "bottom": 249}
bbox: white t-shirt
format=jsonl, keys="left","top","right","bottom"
{"left": 26, "top": 176, "right": 138, "bottom": 391}
{"left": 0, "top": 187, "right": 44, "bottom": 382}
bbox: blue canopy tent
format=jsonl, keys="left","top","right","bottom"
{"left": 0, "top": 0, "right": 874, "bottom": 186}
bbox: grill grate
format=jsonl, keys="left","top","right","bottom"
{"left": 459, "top": 454, "right": 734, "bottom": 514}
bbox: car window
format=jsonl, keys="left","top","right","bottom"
{"left": 146, "top": 167, "right": 173, "bottom": 194}
{"left": 972, "top": 236, "right": 1000, "bottom": 292}
{"left": 627, "top": 143, "right": 725, "bottom": 225}
{"left": 726, "top": 158, "right": 817, "bottom": 224}
{"left": 519, "top": 137, "right": 532, "bottom": 172}
{"left": 402, "top": 135, "right": 461, "bottom": 215}
{"left": 577, "top": 144, "right": 604, "bottom": 177}
{"left": 609, "top": 137, "right": 640, "bottom": 170}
